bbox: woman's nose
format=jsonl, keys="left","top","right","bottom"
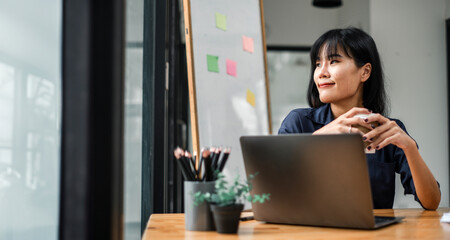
{"left": 317, "top": 64, "right": 330, "bottom": 78}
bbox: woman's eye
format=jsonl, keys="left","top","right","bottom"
{"left": 330, "top": 60, "right": 339, "bottom": 64}
{"left": 315, "top": 63, "right": 321, "bottom": 67}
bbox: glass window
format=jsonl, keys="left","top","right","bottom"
{"left": 267, "top": 50, "right": 311, "bottom": 132}
{"left": 124, "top": 0, "right": 144, "bottom": 238}
{"left": 0, "top": 0, "right": 61, "bottom": 239}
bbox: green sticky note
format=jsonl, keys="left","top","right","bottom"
{"left": 207, "top": 54, "right": 219, "bottom": 73}
{"left": 215, "top": 12, "right": 227, "bottom": 31}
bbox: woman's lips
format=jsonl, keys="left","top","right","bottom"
{"left": 318, "top": 82, "right": 335, "bottom": 88}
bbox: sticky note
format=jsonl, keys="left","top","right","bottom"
{"left": 215, "top": 13, "right": 227, "bottom": 31}
{"left": 207, "top": 54, "right": 219, "bottom": 73}
{"left": 226, "top": 59, "right": 237, "bottom": 77}
{"left": 242, "top": 35, "right": 254, "bottom": 53}
{"left": 246, "top": 89, "right": 255, "bottom": 107}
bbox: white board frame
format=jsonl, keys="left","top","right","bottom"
{"left": 183, "top": 0, "right": 271, "bottom": 180}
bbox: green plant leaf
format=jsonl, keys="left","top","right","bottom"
{"left": 192, "top": 172, "right": 269, "bottom": 207}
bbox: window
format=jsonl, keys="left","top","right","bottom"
{"left": 124, "top": 0, "right": 144, "bottom": 238}
{"left": 0, "top": 1, "right": 62, "bottom": 239}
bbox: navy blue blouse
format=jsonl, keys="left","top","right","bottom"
{"left": 278, "top": 104, "right": 435, "bottom": 209}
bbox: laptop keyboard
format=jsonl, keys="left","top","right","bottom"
{"left": 374, "top": 216, "right": 397, "bottom": 224}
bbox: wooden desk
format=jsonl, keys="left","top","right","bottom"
{"left": 143, "top": 208, "right": 450, "bottom": 239}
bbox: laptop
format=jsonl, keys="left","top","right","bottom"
{"left": 240, "top": 134, "right": 404, "bottom": 229}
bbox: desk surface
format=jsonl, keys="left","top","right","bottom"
{"left": 143, "top": 208, "right": 450, "bottom": 239}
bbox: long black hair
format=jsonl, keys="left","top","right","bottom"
{"left": 307, "top": 27, "right": 389, "bottom": 116}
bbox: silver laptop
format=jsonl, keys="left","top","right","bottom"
{"left": 240, "top": 134, "right": 404, "bottom": 229}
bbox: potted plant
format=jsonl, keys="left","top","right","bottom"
{"left": 193, "top": 172, "right": 270, "bottom": 234}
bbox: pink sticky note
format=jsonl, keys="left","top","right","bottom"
{"left": 242, "top": 35, "right": 254, "bottom": 53}
{"left": 226, "top": 59, "right": 237, "bottom": 77}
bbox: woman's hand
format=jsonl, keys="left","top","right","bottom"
{"left": 362, "top": 113, "right": 416, "bottom": 151}
{"left": 362, "top": 114, "right": 440, "bottom": 210}
{"left": 313, "top": 107, "right": 374, "bottom": 135}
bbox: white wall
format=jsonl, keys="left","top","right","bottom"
{"left": 370, "top": 0, "right": 449, "bottom": 208}
{"left": 446, "top": 0, "right": 450, "bottom": 18}
{"left": 264, "top": 0, "right": 450, "bottom": 208}
{"left": 263, "top": 0, "right": 370, "bottom": 46}
{"left": 337, "top": 0, "right": 370, "bottom": 32}
{"left": 263, "top": 0, "right": 338, "bottom": 45}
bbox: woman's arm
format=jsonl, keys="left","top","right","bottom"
{"left": 363, "top": 115, "right": 441, "bottom": 210}
{"left": 403, "top": 144, "right": 441, "bottom": 210}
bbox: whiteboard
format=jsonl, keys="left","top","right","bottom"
{"left": 183, "top": 0, "right": 271, "bottom": 183}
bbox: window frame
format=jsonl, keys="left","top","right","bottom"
{"left": 59, "top": 1, "right": 125, "bottom": 239}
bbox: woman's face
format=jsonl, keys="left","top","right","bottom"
{"left": 313, "top": 45, "right": 370, "bottom": 105}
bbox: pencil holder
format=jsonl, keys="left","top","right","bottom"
{"left": 184, "top": 181, "right": 216, "bottom": 231}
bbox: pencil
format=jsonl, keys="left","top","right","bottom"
{"left": 211, "top": 147, "right": 221, "bottom": 172}
{"left": 184, "top": 151, "right": 197, "bottom": 181}
{"left": 173, "top": 148, "right": 192, "bottom": 181}
{"left": 193, "top": 152, "right": 197, "bottom": 169}
{"left": 202, "top": 149, "right": 212, "bottom": 181}
{"left": 198, "top": 148, "right": 207, "bottom": 180}
{"left": 192, "top": 152, "right": 198, "bottom": 179}
{"left": 217, "top": 147, "right": 231, "bottom": 172}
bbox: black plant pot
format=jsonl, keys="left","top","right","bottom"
{"left": 209, "top": 203, "right": 244, "bottom": 234}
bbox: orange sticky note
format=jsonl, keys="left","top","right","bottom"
{"left": 246, "top": 89, "right": 255, "bottom": 107}
{"left": 242, "top": 35, "right": 254, "bottom": 53}
{"left": 226, "top": 59, "right": 237, "bottom": 77}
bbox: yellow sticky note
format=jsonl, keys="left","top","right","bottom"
{"left": 215, "top": 12, "right": 227, "bottom": 31}
{"left": 246, "top": 89, "right": 255, "bottom": 107}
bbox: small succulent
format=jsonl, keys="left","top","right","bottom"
{"left": 193, "top": 172, "right": 270, "bottom": 207}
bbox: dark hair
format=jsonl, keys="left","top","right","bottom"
{"left": 307, "top": 27, "right": 389, "bottom": 116}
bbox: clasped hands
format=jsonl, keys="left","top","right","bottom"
{"left": 313, "top": 107, "right": 416, "bottom": 151}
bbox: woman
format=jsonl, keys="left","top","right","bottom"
{"left": 278, "top": 27, "right": 440, "bottom": 210}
